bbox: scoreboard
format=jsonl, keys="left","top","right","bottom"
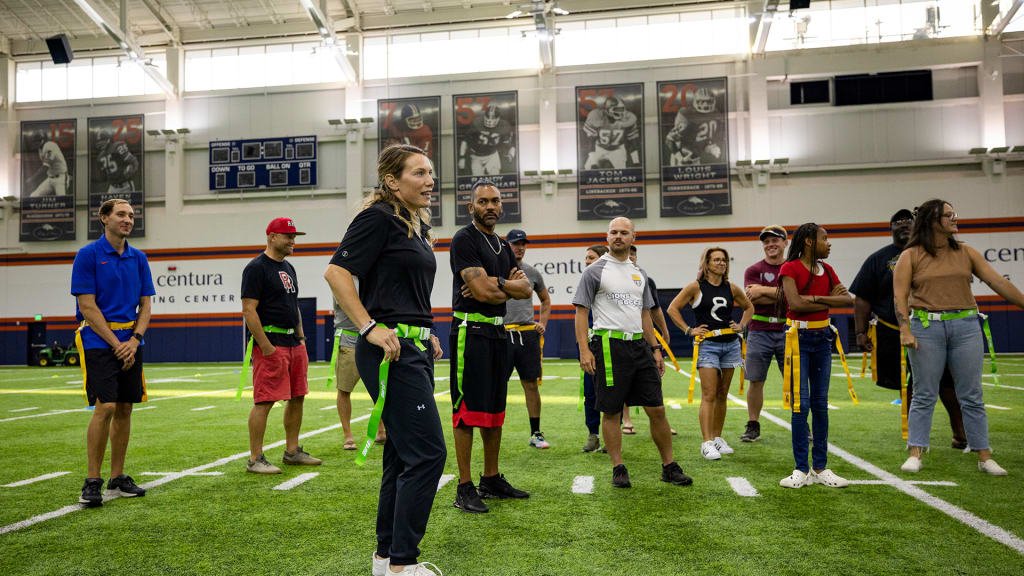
{"left": 209, "top": 136, "right": 317, "bottom": 191}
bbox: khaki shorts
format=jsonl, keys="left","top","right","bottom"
{"left": 335, "top": 346, "right": 361, "bottom": 393}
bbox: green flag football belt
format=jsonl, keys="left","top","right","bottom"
{"left": 912, "top": 308, "right": 1000, "bottom": 385}
{"left": 451, "top": 310, "right": 504, "bottom": 411}
{"left": 576, "top": 329, "right": 645, "bottom": 411}
{"left": 355, "top": 323, "right": 432, "bottom": 466}
{"left": 750, "top": 314, "right": 786, "bottom": 324}
{"left": 326, "top": 327, "right": 360, "bottom": 388}
{"left": 237, "top": 325, "right": 295, "bottom": 401}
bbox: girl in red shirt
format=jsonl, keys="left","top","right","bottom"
{"left": 776, "top": 223, "right": 853, "bottom": 489}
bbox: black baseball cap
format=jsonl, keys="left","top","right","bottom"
{"left": 506, "top": 229, "right": 528, "bottom": 244}
{"left": 890, "top": 209, "right": 913, "bottom": 224}
{"left": 759, "top": 225, "right": 787, "bottom": 241}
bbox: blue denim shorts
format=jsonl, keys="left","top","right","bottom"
{"left": 696, "top": 338, "right": 744, "bottom": 370}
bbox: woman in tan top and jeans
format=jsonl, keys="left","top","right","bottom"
{"left": 893, "top": 199, "right": 1024, "bottom": 475}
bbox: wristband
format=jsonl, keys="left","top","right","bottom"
{"left": 359, "top": 319, "right": 377, "bottom": 337}
{"left": 684, "top": 327, "right": 691, "bottom": 337}
{"left": 132, "top": 333, "right": 143, "bottom": 342}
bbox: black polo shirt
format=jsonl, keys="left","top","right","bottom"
{"left": 850, "top": 243, "right": 903, "bottom": 326}
{"left": 450, "top": 223, "right": 517, "bottom": 319}
{"left": 331, "top": 203, "right": 436, "bottom": 328}
{"left": 240, "top": 254, "right": 302, "bottom": 347}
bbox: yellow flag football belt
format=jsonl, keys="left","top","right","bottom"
{"left": 74, "top": 320, "right": 147, "bottom": 405}
{"left": 504, "top": 323, "right": 545, "bottom": 385}
{"left": 783, "top": 319, "right": 859, "bottom": 414}
{"left": 688, "top": 328, "right": 746, "bottom": 403}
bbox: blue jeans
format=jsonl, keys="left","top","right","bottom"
{"left": 791, "top": 328, "right": 833, "bottom": 473}
{"left": 907, "top": 313, "right": 989, "bottom": 450}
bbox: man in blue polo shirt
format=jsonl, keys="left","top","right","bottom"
{"left": 71, "top": 198, "right": 155, "bottom": 508}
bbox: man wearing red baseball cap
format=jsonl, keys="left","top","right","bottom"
{"left": 240, "top": 217, "right": 321, "bottom": 473}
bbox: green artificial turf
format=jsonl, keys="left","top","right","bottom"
{"left": 1, "top": 356, "right": 1022, "bottom": 575}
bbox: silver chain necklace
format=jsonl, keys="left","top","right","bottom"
{"left": 475, "top": 224, "right": 501, "bottom": 256}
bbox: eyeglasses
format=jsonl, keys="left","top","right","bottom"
{"left": 941, "top": 212, "right": 957, "bottom": 220}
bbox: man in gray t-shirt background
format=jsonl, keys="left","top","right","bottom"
{"left": 504, "top": 229, "right": 552, "bottom": 449}
{"left": 331, "top": 291, "right": 386, "bottom": 450}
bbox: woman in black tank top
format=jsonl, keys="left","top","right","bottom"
{"left": 667, "top": 247, "right": 753, "bottom": 461}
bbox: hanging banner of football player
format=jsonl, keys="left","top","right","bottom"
{"left": 19, "top": 119, "right": 77, "bottom": 242}
{"left": 87, "top": 115, "right": 145, "bottom": 239}
{"left": 378, "top": 96, "right": 443, "bottom": 225}
{"left": 452, "top": 90, "right": 520, "bottom": 225}
{"left": 657, "top": 77, "right": 732, "bottom": 217}
{"left": 575, "top": 83, "right": 646, "bottom": 221}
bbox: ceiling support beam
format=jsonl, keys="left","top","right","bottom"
{"left": 989, "top": 0, "right": 1022, "bottom": 37}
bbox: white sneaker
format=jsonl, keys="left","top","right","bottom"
{"left": 388, "top": 562, "right": 443, "bottom": 575}
{"left": 978, "top": 459, "right": 1008, "bottom": 476}
{"left": 901, "top": 456, "right": 922, "bottom": 473}
{"left": 701, "top": 440, "right": 721, "bottom": 460}
{"left": 373, "top": 554, "right": 389, "bottom": 576}
{"left": 811, "top": 469, "right": 849, "bottom": 488}
{"left": 779, "top": 469, "right": 812, "bottom": 489}
{"left": 713, "top": 436, "right": 734, "bottom": 455}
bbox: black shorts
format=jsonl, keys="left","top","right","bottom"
{"left": 505, "top": 329, "right": 542, "bottom": 382}
{"left": 591, "top": 337, "right": 663, "bottom": 413}
{"left": 450, "top": 320, "right": 508, "bottom": 429}
{"left": 84, "top": 346, "right": 146, "bottom": 405}
{"left": 875, "top": 323, "right": 954, "bottom": 390}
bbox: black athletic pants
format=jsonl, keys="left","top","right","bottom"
{"left": 356, "top": 336, "right": 447, "bottom": 566}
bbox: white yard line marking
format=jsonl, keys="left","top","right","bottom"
{"left": 0, "top": 408, "right": 89, "bottom": 423}
{"left": 984, "top": 374, "right": 1024, "bottom": 377}
{"left": 0, "top": 384, "right": 81, "bottom": 395}
{"left": 320, "top": 404, "right": 337, "bottom": 411}
{"left": 191, "top": 406, "right": 216, "bottom": 412}
{"left": 848, "top": 480, "right": 958, "bottom": 487}
{"left": 2, "top": 472, "right": 72, "bottom": 488}
{"left": 571, "top": 475, "right": 595, "bottom": 494}
{"left": 133, "top": 406, "right": 157, "bottom": 412}
{"left": 9, "top": 407, "right": 39, "bottom": 413}
{"left": 308, "top": 376, "right": 330, "bottom": 382}
{"left": 673, "top": 364, "right": 1024, "bottom": 555}
{"left": 827, "top": 404, "right": 839, "bottom": 410}
{"left": 273, "top": 472, "right": 319, "bottom": 491}
{"left": 726, "top": 477, "right": 759, "bottom": 497}
{"left": 669, "top": 403, "right": 681, "bottom": 409}
{"left": 0, "top": 390, "right": 450, "bottom": 536}
{"left": 140, "top": 472, "right": 224, "bottom": 477}
{"left": 436, "top": 474, "right": 455, "bottom": 492}
{"left": 986, "top": 404, "right": 1011, "bottom": 410}
{"left": 982, "top": 383, "right": 1024, "bottom": 391}
{"left": 144, "top": 378, "right": 201, "bottom": 384}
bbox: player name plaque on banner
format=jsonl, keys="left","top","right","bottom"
{"left": 88, "top": 115, "right": 145, "bottom": 239}
{"left": 453, "top": 91, "right": 521, "bottom": 225}
{"left": 575, "top": 84, "right": 646, "bottom": 221}
{"left": 19, "top": 119, "right": 77, "bottom": 242}
{"left": 209, "top": 136, "right": 318, "bottom": 191}
{"left": 657, "top": 77, "right": 732, "bottom": 217}
{"left": 378, "top": 96, "right": 442, "bottom": 226}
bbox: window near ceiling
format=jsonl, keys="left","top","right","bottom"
{"left": 183, "top": 42, "right": 347, "bottom": 92}
{"left": 14, "top": 52, "right": 168, "bottom": 103}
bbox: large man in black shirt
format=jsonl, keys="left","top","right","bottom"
{"left": 241, "top": 218, "right": 322, "bottom": 474}
{"left": 851, "top": 209, "right": 965, "bottom": 447}
{"left": 450, "top": 180, "right": 533, "bottom": 514}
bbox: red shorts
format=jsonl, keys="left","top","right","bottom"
{"left": 252, "top": 344, "right": 309, "bottom": 403}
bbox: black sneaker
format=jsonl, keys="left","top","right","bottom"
{"left": 661, "top": 462, "right": 693, "bottom": 486}
{"left": 478, "top": 474, "right": 530, "bottom": 499}
{"left": 612, "top": 464, "right": 631, "bottom": 488}
{"left": 453, "top": 481, "right": 488, "bottom": 513}
{"left": 107, "top": 474, "right": 146, "bottom": 498}
{"left": 740, "top": 420, "right": 761, "bottom": 443}
{"left": 951, "top": 437, "right": 968, "bottom": 450}
{"left": 79, "top": 478, "right": 104, "bottom": 507}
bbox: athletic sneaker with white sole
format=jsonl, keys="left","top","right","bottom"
{"left": 900, "top": 456, "right": 922, "bottom": 473}
{"left": 713, "top": 437, "right": 734, "bottom": 455}
{"left": 246, "top": 454, "right": 282, "bottom": 474}
{"left": 779, "top": 469, "right": 812, "bottom": 489}
{"left": 811, "top": 469, "right": 849, "bottom": 488}
{"left": 529, "top": 432, "right": 550, "bottom": 449}
{"left": 978, "top": 459, "right": 1008, "bottom": 476}
{"left": 387, "top": 562, "right": 444, "bottom": 575}
{"left": 372, "top": 554, "right": 389, "bottom": 576}
{"left": 106, "top": 474, "right": 146, "bottom": 498}
{"left": 701, "top": 440, "right": 721, "bottom": 460}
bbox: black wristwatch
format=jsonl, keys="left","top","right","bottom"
{"left": 132, "top": 333, "right": 143, "bottom": 342}
{"left": 651, "top": 345, "right": 663, "bottom": 354}
{"left": 497, "top": 277, "right": 507, "bottom": 290}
